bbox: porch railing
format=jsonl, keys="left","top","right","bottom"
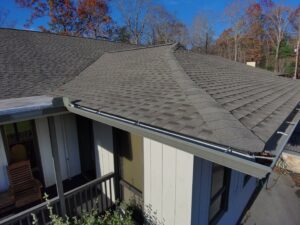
{"left": 0, "top": 172, "right": 115, "bottom": 225}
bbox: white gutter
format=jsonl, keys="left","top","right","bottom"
{"left": 63, "top": 98, "right": 273, "bottom": 178}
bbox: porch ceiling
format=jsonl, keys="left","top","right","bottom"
{"left": 0, "top": 96, "right": 66, "bottom": 124}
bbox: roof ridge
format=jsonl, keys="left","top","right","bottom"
{"left": 166, "top": 46, "right": 265, "bottom": 152}
{"left": 0, "top": 28, "right": 139, "bottom": 46}
{"left": 176, "top": 49, "right": 286, "bottom": 77}
{"left": 105, "top": 42, "right": 174, "bottom": 54}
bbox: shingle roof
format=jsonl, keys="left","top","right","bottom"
{"left": 1, "top": 29, "right": 299, "bottom": 154}
{"left": 0, "top": 28, "right": 135, "bottom": 100}
{"left": 174, "top": 50, "right": 300, "bottom": 148}
{"left": 53, "top": 44, "right": 300, "bottom": 153}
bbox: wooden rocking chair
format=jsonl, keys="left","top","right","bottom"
{"left": 7, "top": 160, "right": 42, "bottom": 208}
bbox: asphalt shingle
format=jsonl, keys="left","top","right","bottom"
{"left": 174, "top": 50, "right": 300, "bottom": 149}
{"left": 54, "top": 45, "right": 266, "bottom": 152}
{"left": 0, "top": 28, "right": 135, "bottom": 100}
{"left": 1, "top": 29, "right": 300, "bottom": 154}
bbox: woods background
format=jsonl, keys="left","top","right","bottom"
{"left": 1, "top": 0, "right": 300, "bottom": 78}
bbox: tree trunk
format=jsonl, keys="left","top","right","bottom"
{"left": 205, "top": 32, "right": 208, "bottom": 54}
{"left": 294, "top": 39, "right": 300, "bottom": 79}
{"left": 234, "top": 35, "right": 238, "bottom": 62}
{"left": 274, "top": 40, "right": 280, "bottom": 72}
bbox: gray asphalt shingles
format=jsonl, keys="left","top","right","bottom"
{"left": 174, "top": 50, "right": 300, "bottom": 147}
{"left": 0, "top": 29, "right": 134, "bottom": 100}
{"left": 1, "top": 29, "right": 300, "bottom": 154}
{"left": 55, "top": 45, "right": 265, "bottom": 152}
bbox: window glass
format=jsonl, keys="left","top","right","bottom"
{"left": 3, "top": 124, "right": 17, "bottom": 146}
{"left": 2, "top": 121, "right": 38, "bottom": 167}
{"left": 209, "top": 195, "right": 222, "bottom": 222}
{"left": 211, "top": 164, "right": 225, "bottom": 196}
{"left": 209, "top": 163, "right": 231, "bottom": 224}
{"left": 16, "top": 121, "right": 33, "bottom": 142}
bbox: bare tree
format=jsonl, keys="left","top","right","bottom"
{"left": 262, "top": 2, "right": 291, "bottom": 72}
{"left": 191, "top": 11, "right": 215, "bottom": 54}
{"left": 147, "top": 5, "right": 188, "bottom": 45}
{"left": 290, "top": 6, "right": 300, "bottom": 79}
{"left": 116, "top": 0, "right": 152, "bottom": 44}
{"left": 224, "top": 0, "right": 251, "bottom": 61}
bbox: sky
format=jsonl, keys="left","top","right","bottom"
{"left": 0, "top": 0, "right": 299, "bottom": 36}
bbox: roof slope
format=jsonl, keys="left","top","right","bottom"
{"left": 174, "top": 50, "right": 300, "bottom": 147}
{"left": 54, "top": 44, "right": 300, "bottom": 153}
{"left": 2, "top": 28, "right": 298, "bottom": 154}
{"left": 0, "top": 29, "right": 135, "bottom": 100}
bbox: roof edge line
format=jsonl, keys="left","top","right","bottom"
{"left": 105, "top": 42, "right": 174, "bottom": 54}
{"left": 0, "top": 28, "right": 139, "bottom": 46}
{"left": 63, "top": 97, "right": 272, "bottom": 178}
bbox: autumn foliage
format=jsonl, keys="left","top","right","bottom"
{"left": 15, "top": 0, "right": 111, "bottom": 37}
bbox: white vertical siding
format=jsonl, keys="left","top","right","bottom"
{"left": 93, "top": 121, "right": 115, "bottom": 202}
{"left": 162, "top": 145, "right": 176, "bottom": 225}
{"left": 93, "top": 121, "right": 114, "bottom": 177}
{"left": 0, "top": 134, "right": 9, "bottom": 192}
{"left": 35, "top": 118, "right": 56, "bottom": 187}
{"left": 54, "top": 114, "right": 81, "bottom": 180}
{"left": 143, "top": 138, "right": 194, "bottom": 225}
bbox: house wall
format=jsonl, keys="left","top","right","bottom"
{"left": 92, "top": 121, "right": 115, "bottom": 202}
{"left": 143, "top": 137, "right": 194, "bottom": 225}
{"left": 191, "top": 156, "right": 257, "bottom": 225}
{"left": 92, "top": 121, "right": 114, "bottom": 177}
{"left": 0, "top": 134, "right": 9, "bottom": 192}
{"left": 217, "top": 171, "right": 257, "bottom": 225}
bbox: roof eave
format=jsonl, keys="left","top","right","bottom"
{"left": 269, "top": 109, "right": 300, "bottom": 169}
{"left": 63, "top": 97, "right": 272, "bottom": 179}
{"left": 0, "top": 96, "right": 67, "bottom": 125}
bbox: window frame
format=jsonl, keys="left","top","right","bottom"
{"left": 209, "top": 164, "right": 231, "bottom": 225}
{"left": 243, "top": 174, "right": 251, "bottom": 187}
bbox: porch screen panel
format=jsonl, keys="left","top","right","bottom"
{"left": 1, "top": 120, "right": 41, "bottom": 179}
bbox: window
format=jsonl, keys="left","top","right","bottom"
{"left": 209, "top": 163, "right": 231, "bottom": 224}
{"left": 1, "top": 120, "right": 42, "bottom": 180}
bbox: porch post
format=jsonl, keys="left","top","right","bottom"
{"left": 48, "top": 116, "right": 67, "bottom": 216}
{"left": 112, "top": 128, "right": 121, "bottom": 201}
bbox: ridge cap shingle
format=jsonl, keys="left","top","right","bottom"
{"left": 167, "top": 46, "right": 265, "bottom": 152}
